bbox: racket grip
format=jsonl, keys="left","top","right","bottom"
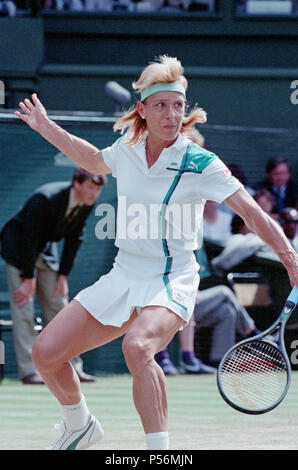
{"left": 288, "top": 285, "right": 298, "bottom": 305}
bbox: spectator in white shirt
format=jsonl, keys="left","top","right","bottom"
{"left": 211, "top": 214, "right": 272, "bottom": 273}
{"left": 203, "top": 200, "right": 232, "bottom": 245}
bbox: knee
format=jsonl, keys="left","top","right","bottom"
{"left": 220, "top": 285, "right": 232, "bottom": 300}
{"left": 31, "top": 332, "right": 56, "bottom": 373}
{"left": 122, "top": 335, "right": 152, "bottom": 377}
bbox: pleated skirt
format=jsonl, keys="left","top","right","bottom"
{"left": 75, "top": 250, "right": 200, "bottom": 327}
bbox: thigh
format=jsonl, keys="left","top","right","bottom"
{"left": 124, "top": 305, "right": 186, "bottom": 355}
{"left": 6, "top": 263, "right": 22, "bottom": 292}
{"left": 36, "top": 299, "right": 138, "bottom": 363}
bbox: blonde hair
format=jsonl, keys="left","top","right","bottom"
{"left": 113, "top": 55, "right": 207, "bottom": 146}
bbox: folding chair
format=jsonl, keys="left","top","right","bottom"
{"left": 226, "top": 272, "right": 274, "bottom": 331}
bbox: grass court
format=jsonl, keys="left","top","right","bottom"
{"left": 1, "top": 372, "right": 298, "bottom": 451}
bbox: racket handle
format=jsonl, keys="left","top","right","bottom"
{"left": 288, "top": 285, "right": 298, "bottom": 305}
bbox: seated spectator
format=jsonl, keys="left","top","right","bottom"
{"left": 280, "top": 207, "right": 298, "bottom": 252}
{"left": 43, "top": 0, "right": 84, "bottom": 9}
{"left": 211, "top": 214, "right": 273, "bottom": 273}
{"left": 64, "top": 0, "right": 84, "bottom": 9}
{"left": 135, "top": 0, "right": 163, "bottom": 11}
{"left": 255, "top": 156, "right": 297, "bottom": 215}
{"left": 203, "top": 200, "right": 232, "bottom": 245}
{"left": 43, "top": 0, "right": 131, "bottom": 11}
{"left": 111, "top": 0, "right": 131, "bottom": 10}
{"left": 159, "top": 0, "right": 183, "bottom": 11}
{"left": 156, "top": 244, "right": 260, "bottom": 373}
{"left": 193, "top": 285, "right": 260, "bottom": 368}
{"left": 138, "top": 0, "right": 215, "bottom": 12}
{"left": 253, "top": 189, "right": 279, "bottom": 222}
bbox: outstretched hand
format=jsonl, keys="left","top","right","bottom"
{"left": 15, "top": 93, "right": 48, "bottom": 131}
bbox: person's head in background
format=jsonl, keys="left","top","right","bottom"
{"left": 265, "top": 157, "right": 291, "bottom": 188}
{"left": 253, "top": 189, "right": 276, "bottom": 217}
{"left": 72, "top": 167, "right": 107, "bottom": 206}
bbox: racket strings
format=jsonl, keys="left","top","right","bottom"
{"left": 219, "top": 341, "right": 288, "bottom": 411}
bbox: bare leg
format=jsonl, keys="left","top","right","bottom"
{"left": 178, "top": 313, "right": 195, "bottom": 352}
{"left": 32, "top": 299, "right": 137, "bottom": 405}
{"left": 122, "top": 306, "right": 185, "bottom": 433}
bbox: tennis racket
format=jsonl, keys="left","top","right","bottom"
{"left": 217, "top": 285, "right": 298, "bottom": 414}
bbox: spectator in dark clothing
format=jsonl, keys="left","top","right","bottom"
{"left": 0, "top": 167, "right": 106, "bottom": 384}
{"left": 255, "top": 157, "right": 297, "bottom": 216}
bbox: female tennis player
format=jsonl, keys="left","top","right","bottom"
{"left": 15, "top": 56, "right": 298, "bottom": 450}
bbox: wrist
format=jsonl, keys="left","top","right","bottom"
{"left": 38, "top": 115, "right": 53, "bottom": 134}
{"left": 58, "top": 274, "right": 67, "bottom": 280}
{"left": 23, "top": 277, "right": 36, "bottom": 284}
{"left": 281, "top": 250, "right": 298, "bottom": 268}
{"left": 23, "top": 278, "right": 36, "bottom": 291}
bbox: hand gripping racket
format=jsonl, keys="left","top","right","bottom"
{"left": 217, "top": 285, "right": 298, "bottom": 414}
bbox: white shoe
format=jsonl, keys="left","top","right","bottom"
{"left": 48, "top": 414, "right": 104, "bottom": 450}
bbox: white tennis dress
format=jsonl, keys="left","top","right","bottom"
{"left": 75, "top": 133, "right": 242, "bottom": 326}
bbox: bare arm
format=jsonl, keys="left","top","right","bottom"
{"left": 225, "top": 187, "right": 298, "bottom": 287}
{"left": 15, "top": 94, "right": 112, "bottom": 175}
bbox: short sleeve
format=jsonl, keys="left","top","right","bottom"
{"left": 198, "top": 158, "right": 243, "bottom": 203}
{"left": 101, "top": 137, "right": 123, "bottom": 178}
